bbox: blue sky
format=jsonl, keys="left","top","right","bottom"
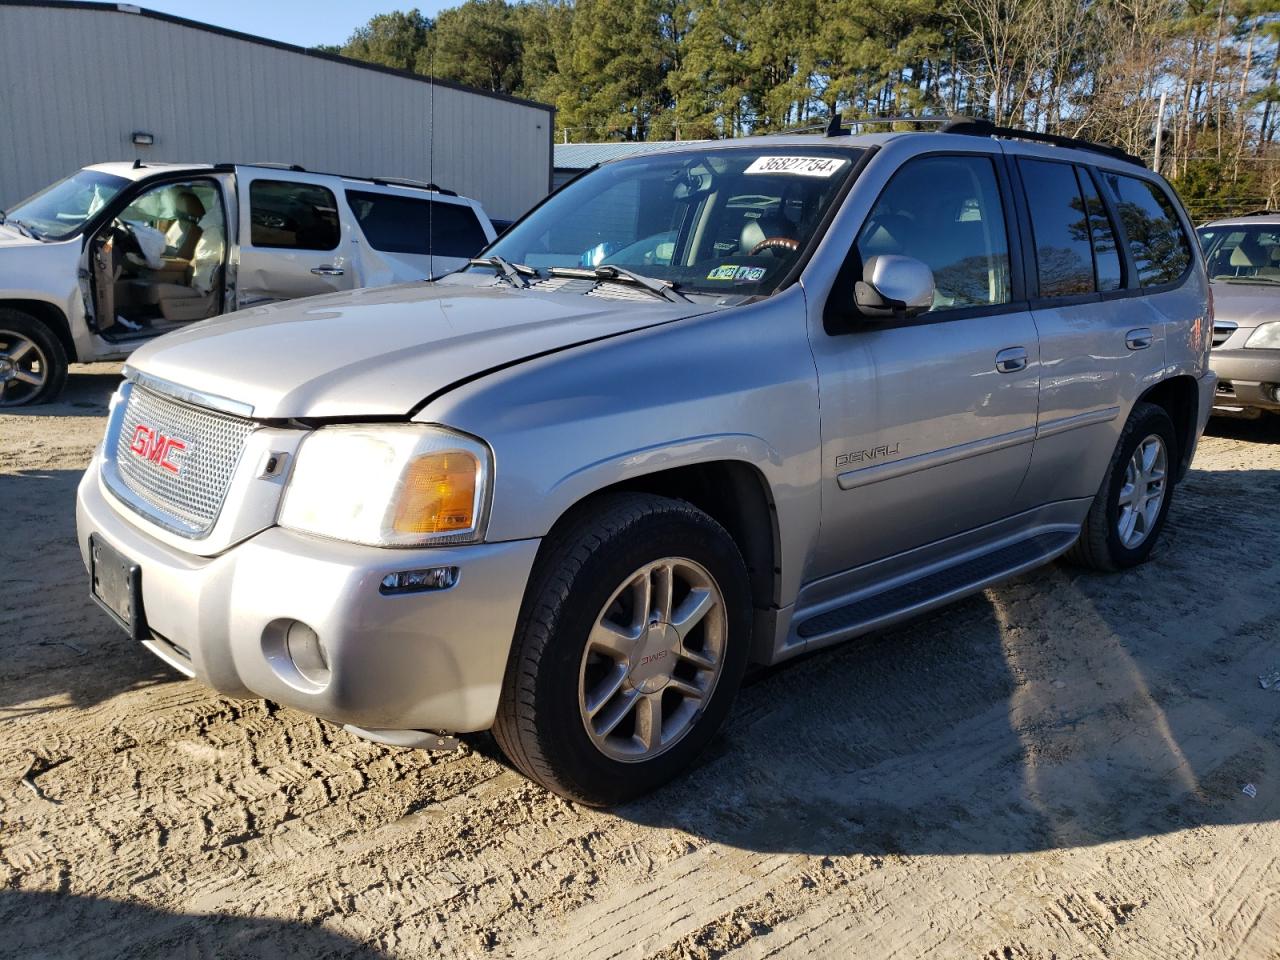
{"left": 140, "top": 1, "right": 452, "bottom": 49}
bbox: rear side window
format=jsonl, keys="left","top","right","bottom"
{"left": 856, "top": 154, "right": 1011, "bottom": 313}
{"left": 1079, "top": 169, "right": 1122, "bottom": 291}
{"left": 1019, "top": 159, "right": 1094, "bottom": 298}
{"left": 248, "top": 180, "right": 340, "bottom": 250}
{"left": 1097, "top": 172, "right": 1192, "bottom": 287}
{"left": 345, "top": 190, "right": 489, "bottom": 259}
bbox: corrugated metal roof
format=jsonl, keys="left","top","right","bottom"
{"left": 554, "top": 141, "right": 711, "bottom": 170}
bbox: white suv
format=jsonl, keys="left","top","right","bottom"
{"left": 0, "top": 162, "right": 495, "bottom": 405}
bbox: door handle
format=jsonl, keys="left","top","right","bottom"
{"left": 995, "top": 346, "right": 1028, "bottom": 373}
{"left": 311, "top": 265, "right": 345, "bottom": 276}
{"left": 1125, "top": 327, "right": 1152, "bottom": 350}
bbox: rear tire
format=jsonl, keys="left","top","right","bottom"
{"left": 0, "top": 309, "right": 68, "bottom": 407}
{"left": 1065, "top": 401, "right": 1177, "bottom": 571}
{"left": 493, "top": 493, "right": 752, "bottom": 806}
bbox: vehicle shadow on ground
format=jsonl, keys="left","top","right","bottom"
{"left": 0, "top": 890, "right": 390, "bottom": 960}
{"left": 0, "top": 467, "right": 180, "bottom": 715}
{"left": 2, "top": 367, "right": 122, "bottom": 418}
{"left": 1204, "top": 415, "right": 1280, "bottom": 444}
{"left": 610, "top": 467, "right": 1280, "bottom": 857}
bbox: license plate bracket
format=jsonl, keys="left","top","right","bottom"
{"left": 90, "top": 535, "right": 147, "bottom": 641}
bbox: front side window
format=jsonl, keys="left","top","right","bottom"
{"left": 856, "top": 154, "right": 1011, "bottom": 313}
{"left": 1019, "top": 159, "right": 1095, "bottom": 298}
{"left": 481, "top": 148, "right": 862, "bottom": 298}
{"left": 345, "top": 190, "right": 490, "bottom": 259}
{"left": 4, "top": 169, "right": 129, "bottom": 241}
{"left": 1197, "top": 224, "right": 1280, "bottom": 286}
{"left": 1098, "top": 172, "right": 1192, "bottom": 287}
{"left": 248, "top": 180, "right": 340, "bottom": 250}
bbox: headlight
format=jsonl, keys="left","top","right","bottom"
{"left": 278, "top": 424, "right": 490, "bottom": 547}
{"left": 1245, "top": 322, "right": 1280, "bottom": 349}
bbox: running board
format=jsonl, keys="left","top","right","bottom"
{"left": 794, "top": 531, "right": 1077, "bottom": 644}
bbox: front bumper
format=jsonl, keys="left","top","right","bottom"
{"left": 76, "top": 459, "right": 540, "bottom": 733}
{"left": 1209, "top": 348, "right": 1280, "bottom": 414}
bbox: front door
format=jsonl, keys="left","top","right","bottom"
{"left": 234, "top": 169, "right": 357, "bottom": 307}
{"left": 809, "top": 151, "right": 1041, "bottom": 578}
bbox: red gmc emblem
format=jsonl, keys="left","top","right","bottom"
{"left": 129, "top": 424, "right": 188, "bottom": 474}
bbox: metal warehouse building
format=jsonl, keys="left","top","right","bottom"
{"left": 0, "top": 1, "right": 554, "bottom": 220}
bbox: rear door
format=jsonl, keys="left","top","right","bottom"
{"left": 344, "top": 187, "right": 495, "bottom": 281}
{"left": 234, "top": 169, "right": 356, "bottom": 307}
{"left": 1011, "top": 157, "right": 1187, "bottom": 508}
{"left": 809, "top": 150, "right": 1041, "bottom": 577}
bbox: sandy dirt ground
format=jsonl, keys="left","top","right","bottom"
{"left": 2, "top": 365, "right": 1279, "bottom": 959}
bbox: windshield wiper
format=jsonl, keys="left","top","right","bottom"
{"left": 3, "top": 218, "right": 39, "bottom": 241}
{"left": 469, "top": 256, "right": 537, "bottom": 289}
{"left": 547, "top": 265, "right": 690, "bottom": 303}
{"left": 1213, "top": 274, "right": 1280, "bottom": 285}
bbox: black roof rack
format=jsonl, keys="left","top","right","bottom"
{"left": 821, "top": 112, "right": 1145, "bottom": 167}
{"left": 941, "top": 117, "right": 1145, "bottom": 167}
{"left": 211, "top": 162, "right": 458, "bottom": 196}
{"left": 368, "top": 176, "right": 457, "bottom": 196}
{"left": 1239, "top": 208, "right": 1280, "bottom": 217}
{"left": 824, "top": 113, "right": 954, "bottom": 137}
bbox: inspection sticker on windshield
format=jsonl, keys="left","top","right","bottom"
{"left": 707, "top": 264, "right": 767, "bottom": 281}
{"left": 745, "top": 156, "right": 848, "bottom": 177}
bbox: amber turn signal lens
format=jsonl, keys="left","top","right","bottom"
{"left": 393, "top": 452, "right": 478, "bottom": 534}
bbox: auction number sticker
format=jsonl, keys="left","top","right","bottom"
{"left": 745, "top": 156, "right": 848, "bottom": 177}
{"left": 707, "top": 264, "right": 767, "bottom": 281}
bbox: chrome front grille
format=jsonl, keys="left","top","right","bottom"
{"left": 111, "top": 383, "right": 256, "bottom": 535}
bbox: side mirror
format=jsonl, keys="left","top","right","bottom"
{"left": 854, "top": 254, "right": 935, "bottom": 319}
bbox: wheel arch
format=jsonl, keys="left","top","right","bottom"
{"left": 1136, "top": 375, "right": 1199, "bottom": 481}
{"left": 538, "top": 458, "right": 781, "bottom": 617}
{"left": 0, "top": 298, "right": 76, "bottom": 362}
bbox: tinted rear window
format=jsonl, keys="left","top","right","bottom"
{"left": 346, "top": 190, "right": 488, "bottom": 258}
{"left": 1079, "top": 169, "right": 1122, "bottom": 291}
{"left": 1097, "top": 172, "right": 1192, "bottom": 287}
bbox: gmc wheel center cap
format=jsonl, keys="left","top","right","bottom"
{"left": 629, "top": 622, "right": 678, "bottom": 693}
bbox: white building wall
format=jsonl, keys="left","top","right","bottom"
{"left": 0, "top": 2, "right": 553, "bottom": 220}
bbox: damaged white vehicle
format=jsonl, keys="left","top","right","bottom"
{"left": 0, "top": 162, "right": 494, "bottom": 405}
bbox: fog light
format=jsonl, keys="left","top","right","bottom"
{"left": 285, "top": 621, "right": 330, "bottom": 686}
{"left": 380, "top": 566, "right": 459, "bottom": 595}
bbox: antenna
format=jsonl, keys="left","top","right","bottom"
{"left": 427, "top": 37, "right": 435, "bottom": 281}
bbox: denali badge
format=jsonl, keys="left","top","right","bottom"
{"left": 129, "top": 424, "right": 188, "bottom": 474}
{"left": 835, "top": 443, "right": 901, "bottom": 468}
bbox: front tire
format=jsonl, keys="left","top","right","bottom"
{"left": 493, "top": 493, "right": 752, "bottom": 806}
{"left": 0, "top": 309, "right": 68, "bottom": 407}
{"left": 1065, "top": 401, "right": 1177, "bottom": 571}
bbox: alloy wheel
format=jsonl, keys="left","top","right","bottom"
{"left": 578, "top": 557, "right": 727, "bottom": 762}
{"left": 1116, "top": 434, "right": 1168, "bottom": 549}
{"left": 0, "top": 329, "right": 48, "bottom": 406}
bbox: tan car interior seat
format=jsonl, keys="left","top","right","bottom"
{"left": 131, "top": 205, "right": 225, "bottom": 323}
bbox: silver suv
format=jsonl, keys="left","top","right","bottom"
{"left": 76, "top": 120, "right": 1215, "bottom": 805}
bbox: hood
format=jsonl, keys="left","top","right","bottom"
{"left": 126, "top": 277, "right": 712, "bottom": 419}
{"left": 1209, "top": 282, "right": 1280, "bottom": 330}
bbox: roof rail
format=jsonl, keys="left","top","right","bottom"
{"left": 824, "top": 112, "right": 956, "bottom": 137}
{"left": 367, "top": 176, "right": 458, "bottom": 197}
{"left": 1240, "top": 208, "right": 1280, "bottom": 217}
{"left": 941, "top": 118, "right": 1145, "bottom": 167}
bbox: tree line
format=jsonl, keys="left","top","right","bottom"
{"left": 321, "top": 0, "right": 1280, "bottom": 219}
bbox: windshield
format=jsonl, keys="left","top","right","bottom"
{"left": 480, "top": 147, "right": 863, "bottom": 297}
{"left": 1198, "top": 223, "right": 1280, "bottom": 285}
{"left": 4, "top": 170, "right": 129, "bottom": 241}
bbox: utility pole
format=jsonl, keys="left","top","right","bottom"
{"left": 1154, "top": 90, "right": 1167, "bottom": 174}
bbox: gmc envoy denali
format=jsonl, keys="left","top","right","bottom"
{"left": 76, "top": 119, "right": 1215, "bottom": 805}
